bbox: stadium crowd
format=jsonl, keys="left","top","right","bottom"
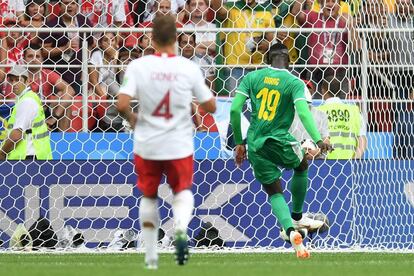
{"left": 0, "top": 0, "right": 413, "bottom": 156}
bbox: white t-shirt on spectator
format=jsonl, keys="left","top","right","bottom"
{"left": 183, "top": 22, "right": 217, "bottom": 44}
{"left": 290, "top": 107, "right": 330, "bottom": 142}
{"left": 119, "top": 54, "right": 213, "bottom": 160}
{"left": 89, "top": 50, "right": 118, "bottom": 94}
{"left": 12, "top": 92, "right": 39, "bottom": 156}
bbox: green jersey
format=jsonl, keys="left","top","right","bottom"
{"left": 236, "top": 67, "right": 308, "bottom": 151}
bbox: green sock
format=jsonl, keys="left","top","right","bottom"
{"left": 269, "top": 193, "right": 293, "bottom": 230}
{"left": 290, "top": 170, "right": 308, "bottom": 214}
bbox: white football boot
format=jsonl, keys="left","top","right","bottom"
{"left": 293, "top": 215, "right": 324, "bottom": 231}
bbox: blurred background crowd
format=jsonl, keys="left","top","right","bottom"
{"left": 0, "top": 0, "right": 412, "bottom": 135}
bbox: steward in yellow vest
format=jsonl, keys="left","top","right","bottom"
{"left": 317, "top": 76, "right": 367, "bottom": 159}
{"left": 0, "top": 66, "right": 52, "bottom": 160}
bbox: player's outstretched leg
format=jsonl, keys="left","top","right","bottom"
{"left": 139, "top": 197, "right": 160, "bottom": 269}
{"left": 172, "top": 189, "right": 194, "bottom": 265}
{"left": 290, "top": 159, "right": 323, "bottom": 231}
{"left": 263, "top": 180, "right": 309, "bottom": 258}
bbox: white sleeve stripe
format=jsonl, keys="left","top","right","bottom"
{"left": 294, "top": 98, "right": 307, "bottom": 103}
{"left": 236, "top": 90, "right": 249, "bottom": 97}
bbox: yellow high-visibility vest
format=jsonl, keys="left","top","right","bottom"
{"left": 317, "top": 102, "right": 361, "bottom": 159}
{"left": 5, "top": 89, "right": 52, "bottom": 160}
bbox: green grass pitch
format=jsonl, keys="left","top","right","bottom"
{"left": 0, "top": 253, "right": 413, "bottom": 276}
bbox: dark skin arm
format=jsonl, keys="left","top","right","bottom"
{"left": 199, "top": 97, "right": 216, "bottom": 114}
{"left": 0, "top": 129, "right": 24, "bottom": 160}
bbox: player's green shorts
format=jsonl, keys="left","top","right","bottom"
{"left": 248, "top": 137, "right": 304, "bottom": 184}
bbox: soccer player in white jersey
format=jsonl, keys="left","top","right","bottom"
{"left": 117, "top": 15, "right": 216, "bottom": 269}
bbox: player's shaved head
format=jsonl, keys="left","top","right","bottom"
{"left": 267, "top": 43, "right": 289, "bottom": 69}
{"left": 152, "top": 15, "right": 177, "bottom": 47}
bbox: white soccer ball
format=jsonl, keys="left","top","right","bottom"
{"left": 301, "top": 139, "right": 317, "bottom": 150}
{"left": 301, "top": 139, "right": 321, "bottom": 159}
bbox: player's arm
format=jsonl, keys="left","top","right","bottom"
{"left": 230, "top": 73, "right": 250, "bottom": 167}
{"left": 354, "top": 114, "right": 367, "bottom": 159}
{"left": 199, "top": 98, "right": 216, "bottom": 114}
{"left": 230, "top": 93, "right": 248, "bottom": 146}
{"left": 0, "top": 129, "right": 23, "bottom": 160}
{"left": 230, "top": 92, "right": 248, "bottom": 167}
{"left": 354, "top": 136, "right": 367, "bottom": 159}
{"left": 295, "top": 100, "right": 321, "bottom": 142}
{"left": 117, "top": 94, "right": 136, "bottom": 128}
{"left": 192, "top": 66, "right": 216, "bottom": 114}
{"left": 295, "top": 100, "right": 332, "bottom": 153}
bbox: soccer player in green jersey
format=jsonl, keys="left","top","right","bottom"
{"left": 230, "top": 43, "right": 332, "bottom": 258}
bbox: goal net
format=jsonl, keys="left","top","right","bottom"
{"left": 0, "top": 0, "right": 413, "bottom": 252}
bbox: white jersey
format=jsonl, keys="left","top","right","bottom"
{"left": 119, "top": 53, "right": 213, "bottom": 160}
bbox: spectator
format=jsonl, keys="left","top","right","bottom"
{"left": 0, "top": 0, "right": 24, "bottom": 26}
{"left": 128, "top": 0, "right": 148, "bottom": 24}
{"left": 348, "top": 0, "right": 397, "bottom": 15}
{"left": 311, "top": 0, "right": 351, "bottom": 15}
{"left": 182, "top": 0, "right": 216, "bottom": 57}
{"left": 117, "top": 46, "right": 140, "bottom": 84}
{"left": 272, "top": 0, "right": 306, "bottom": 75}
{"left": 0, "top": 65, "right": 52, "bottom": 160}
{"left": 211, "top": 0, "right": 275, "bottom": 95}
{"left": 89, "top": 32, "right": 124, "bottom": 131}
{"left": 178, "top": 32, "right": 211, "bottom": 131}
{"left": 137, "top": 32, "right": 152, "bottom": 52}
{"left": 388, "top": 0, "right": 414, "bottom": 159}
{"left": 117, "top": 46, "right": 140, "bottom": 129}
{"left": 21, "top": 0, "right": 48, "bottom": 45}
{"left": 178, "top": 32, "right": 214, "bottom": 89}
{"left": 146, "top": 0, "right": 174, "bottom": 22}
{"left": 317, "top": 76, "right": 367, "bottom": 159}
{"left": 289, "top": 79, "right": 330, "bottom": 159}
{"left": 138, "top": 0, "right": 182, "bottom": 53}
{"left": 0, "top": 19, "right": 29, "bottom": 98}
{"left": 134, "top": 32, "right": 155, "bottom": 56}
{"left": 0, "top": 19, "right": 28, "bottom": 68}
{"left": 293, "top": 0, "right": 360, "bottom": 98}
{"left": 358, "top": 0, "right": 390, "bottom": 67}
{"left": 41, "top": 0, "right": 94, "bottom": 95}
{"left": 385, "top": 0, "right": 397, "bottom": 12}
{"left": 144, "top": 0, "right": 185, "bottom": 21}
{"left": 80, "top": 0, "right": 133, "bottom": 28}
{"left": 355, "top": 0, "right": 392, "bottom": 133}
{"left": 23, "top": 45, "right": 75, "bottom": 131}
